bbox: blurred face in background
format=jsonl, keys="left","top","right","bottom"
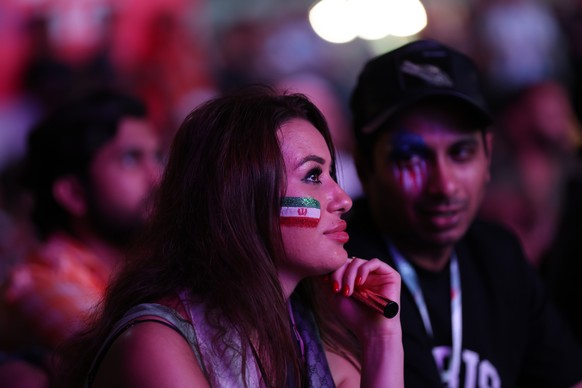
{"left": 86, "top": 118, "right": 164, "bottom": 244}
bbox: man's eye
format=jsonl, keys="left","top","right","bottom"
{"left": 451, "top": 145, "right": 477, "bottom": 161}
{"left": 121, "top": 151, "right": 140, "bottom": 166}
{"left": 389, "top": 151, "right": 424, "bottom": 168}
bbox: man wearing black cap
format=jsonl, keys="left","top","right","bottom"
{"left": 346, "top": 39, "right": 582, "bottom": 387}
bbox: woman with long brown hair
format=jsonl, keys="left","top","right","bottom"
{"left": 57, "top": 86, "right": 403, "bottom": 387}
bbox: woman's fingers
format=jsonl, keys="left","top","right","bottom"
{"left": 327, "top": 257, "right": 401, "bottom": 306}
{"left": 322, "top": 257, "right": 402, "bottom": 340}
{"left": 328, "top": 257, "right": 399, "bottom": 296}
{"left": 339, "top": 257, "right": 360, "bottom": 296}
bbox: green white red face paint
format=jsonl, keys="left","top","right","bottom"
{"left": 388, "top": 131, "right": 428, "bottom": 195}
{"left": 280, "top": 197, "right": 320, "bottom": 228}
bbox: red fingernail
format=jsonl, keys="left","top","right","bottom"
{"left": 342, "top": 284, "right": 350, "bottom": 296}
{"left": 332, "top": 281, "right": 340, "bottom": 293}
{"left": 356, "top": 276, "right": 363, "bottom": 286}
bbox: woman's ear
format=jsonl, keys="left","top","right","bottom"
{"left": 52, "top": 176, "right": 87, "bottom": 217}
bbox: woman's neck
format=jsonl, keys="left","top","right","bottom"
{"left": 278, "top": 270, "right": 301, "bottom": 300}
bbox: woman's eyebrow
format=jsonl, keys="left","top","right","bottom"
{"left": 295, "top": 154, "right": 325, "bottom": 169}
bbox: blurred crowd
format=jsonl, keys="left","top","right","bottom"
{"left": 1, "top": 0, "right": 582, "bottom": 385}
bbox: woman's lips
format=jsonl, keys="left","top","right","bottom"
{"left": 324, "top": 221, "right": 350, "bottom": 243}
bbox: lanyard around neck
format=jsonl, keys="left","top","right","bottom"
{"left": 389, "top": 243, "right": 463, "bottom": 388}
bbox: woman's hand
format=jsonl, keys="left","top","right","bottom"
{"left": 324, "top": 257, "right": 402, "bottom": 342}
{"left": 324, "top": 257, "right": 404, "bottom": 388}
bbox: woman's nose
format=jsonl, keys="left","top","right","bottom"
{"left": 330, "top": 182, "right": 353, "bottom": 214}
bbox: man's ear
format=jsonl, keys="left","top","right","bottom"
{"left": 484, "top": 131, "right": 494, "bottom": 183}
{"left": 485, "top": 131, "right": 494, "bottom": 164}
{"left": 52, "top": 176, "right": 87, "bottom": 217}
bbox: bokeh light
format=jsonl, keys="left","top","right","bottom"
{"left": 353, "top": 0, "right": 393, "bottom": 40}
{"left": 309, "top": 0, "right": 427, "bottom": 43}
{"left": 308, "top": 0, "right": 358, "bottom": 44}
{"left": 384, "top": 0, "right": 427, "bottom": 37}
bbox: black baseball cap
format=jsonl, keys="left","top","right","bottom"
{"left": 350, "top": 39, "right": 492, "bottom": 137}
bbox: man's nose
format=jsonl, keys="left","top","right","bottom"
{"left": 426, "top": 161, "right": 457, "bottom": 197}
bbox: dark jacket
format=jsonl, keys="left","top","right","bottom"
{"left": 345, "top": 198, "right": 582, "bottom": 387}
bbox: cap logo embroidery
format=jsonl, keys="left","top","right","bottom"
{"left": 400, "top": 60, "right": 453, "bottom": 87}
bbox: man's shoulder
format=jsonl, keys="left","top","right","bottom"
{"left": 463, "top": 218, "right": 522, "bottom": 247}
{"left": 2, "top": 234, "right": 74, "bottom": 292}
{"left": 462, "top": 219, "right": 523, "bottom": 253}
{"left": 458, "top": 218, "right": 531, "bottom": 275}
{"left": 27, "top": 232, "right": 105, "bottom": 271}
{"left": 2, "top": 232, "right": 106, "bottom": 303}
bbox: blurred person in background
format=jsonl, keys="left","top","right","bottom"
{"left": 472, "top": 0, "right": 571, "bottom": 107}
{"left": 0, "top": 161, "right": 37, "bottom": 285}
{"left": 479, "top": 80, "right": 581, "bottom": 268}
{"left": 0, "top": 88, "right": 164, "bottom": 383}
{"left": 555, "top": 0, "right": 582, "bottom": 125}
{"left": 543, "top": 144, "right": 582, "bottom": 346}
{"left": 0, "top": 2, "right": 41, "bottom": 174}
{"left": 479, "top": 80, "right": 582, "bottom": 345}
{"left": 527, "top": 82, "right": 582, "bottom": 346}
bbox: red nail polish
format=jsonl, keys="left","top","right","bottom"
{"left": 342, "top": 284, "right": 350, "bottom": 296}
{"left": 356, "top": 276, "right": 363, "bottom": 286}
{"left": 332, "top": 281, "right": 340, "bottom": 293}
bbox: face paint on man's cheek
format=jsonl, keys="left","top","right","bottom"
{"left": 280, "top": 197, "right": 321, "bottom": 228}
{"left": 392, "top": 161, "right": 428, "bottom": 194}
{"left": 388, "top": 132, "right": 429, "bottom": 195}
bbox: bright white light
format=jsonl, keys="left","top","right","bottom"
{"left": 309, "top": 0, "right": 358, "bottom": 44}
{"left": 384, "top": 0, "right": 427, "bottom": 37}
{"left": 354, "top": 0, "right": 393, "bottom": 40}
{"left": 309, "top": 0, "right": 427, "bottom": 43}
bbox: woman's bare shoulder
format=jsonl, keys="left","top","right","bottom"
{"left": 92, "top": 318, "right": 209, "bottom": 388}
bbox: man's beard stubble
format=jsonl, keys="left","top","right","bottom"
{"left": 84, "top": 188, "right": 154, "bottom": 248}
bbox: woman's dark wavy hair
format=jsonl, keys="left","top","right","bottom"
{"left": 56, "top": 85, "right": 359, "bottom": 387}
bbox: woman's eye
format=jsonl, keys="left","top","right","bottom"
{"left": 304, "top": 168, "right": 322, "bottom": 184}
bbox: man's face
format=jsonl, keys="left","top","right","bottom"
{"left": 363, "top": 105, "right": 492, "bottom": 252}
{"left": 86, "top": 118, "right": 164, "bottom": 244}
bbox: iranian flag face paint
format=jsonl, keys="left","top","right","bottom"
{"left": 280, "top": 197, "right": 321, "bottom": 228}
